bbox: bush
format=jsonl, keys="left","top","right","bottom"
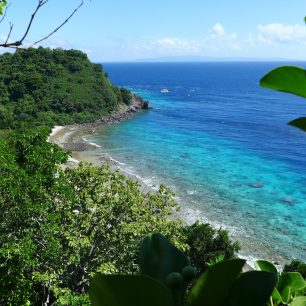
{"left": 120, "top": 87, "right": 133, "bottom": 105}
{"left": 284, "top": 260, "right": 306, "bottom": 279}
{"left": 183, "top": 221, "right": 240, "bottom": 275}
{"left": 0, "top": 130, "right": 185, "bottom": 304}
{"left": 0, "top": 130, "right": 240, "bottom": 304}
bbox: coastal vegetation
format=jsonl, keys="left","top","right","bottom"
{"left": 0, "top": 2, "right": 305, "bottom": 305}
{"left": 90, "top": 234, "right": 306, "bottom": 306}
{"left": 0, "top": 48, "right": 132, "bottom": 129}
{"left": 284, "top": 261, "right": 306, "bottom": 279}
{"left": 0, "top": 129, "right": 239, "bottom": 305}
{"left": 0, "top": 85, "right": 304, "bottom": 306}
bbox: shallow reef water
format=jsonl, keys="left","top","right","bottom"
{"left": 88, "top": 62, "right": 306, "bottom": 263}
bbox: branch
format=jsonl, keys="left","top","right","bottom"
{"left": 0, "top": 0, "right": 48, "bottom": 48}
{"left": 19, "top": 0, "right": 49, "bottom": 45}
{"left": 0, "top": 0, "right": 85, "bottom": 49}
{"left": 0, "top": 2, "right": 10, "bottom": 25}
{"left": 30, "top": 0, "right": 84, "bottom": 48}
{"left": 4, "top": 22, "right": 13, "bottom": 44}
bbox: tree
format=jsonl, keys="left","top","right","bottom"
{"left": 284, "top": 260, "right": 306, "bottom": 279}
{"left": 0, "top": 48, "right": 122, "bottom": 129}
{"left": 0, "top": 130, "right": 240, "bottom": 305}
{"left": 0, "top": 129, "right": 184, "bottom": 304}
{"left": 183, "top": 221, "right": 240, "bottom": 276}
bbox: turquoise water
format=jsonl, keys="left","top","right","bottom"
{"left": 88, "top": 63, "right": 306, "bottom": 263}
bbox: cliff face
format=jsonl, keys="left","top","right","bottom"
{"left": 131, "top": 93, "right": 150, "bottom": 110}
{"left": 94, "top": 93, "right": 150, "bottom": 125}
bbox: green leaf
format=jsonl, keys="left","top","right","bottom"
{"left": 255, "top": 260, "right": 278, "bottom": 273}
{"left": 0, "top": 0, "right": 7, "bottom": 15}
{"left": 187, "top": 259, "right": 245, "bottom": 306}
{"left": 90, "top": 274, "right": 173, "bottom": 306}
{"left": 291, "top": 297, "right": 306, "bottom": 306}
{"left": 278, "top": 272, "right": 306, "bottom": 293}
{"left": 272, "top": 288, "right": 283, "bottom": 303}
{"left": 260, "top": 66, "right": 306, "bottom": 98}
{"left": 280, "top": 286, "right": 291, "bottom": 304}
{"left": 139, "top": 233, "right": 189, "bottom": 285}
{"left": 288, "top": 117, "right": 306, "bottom": 132}
{"left": 228, "top": 271, "right": 278, "bottom": 306}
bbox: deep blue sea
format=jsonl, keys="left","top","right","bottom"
{"left": 89, "top": 62, "right": 306, "bottom": 263}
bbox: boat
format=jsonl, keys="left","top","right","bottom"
{"left": 160, "top": 88, "right": 169, "bottom": 93}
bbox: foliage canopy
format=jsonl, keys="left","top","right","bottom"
{"left": 0, "top": 48, "right": 132, "bottom": 129}
{"left": 0, "top": 130, "right": 239, "bottom": 305}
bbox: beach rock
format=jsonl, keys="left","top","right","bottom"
{"left": 142, "top": 100, "right": 149, "bottom": 109}
{"left": 248, "top": 182, "right": 264, "bottom": 188}
{"left": 61, "top": 142, "right": 98, "bottom": 152}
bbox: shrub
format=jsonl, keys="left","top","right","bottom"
{"left": 284, "top": 260, "right": 306, "bottom": 279}
{"left": 0, "top": 130, "right": 240, "bottom": 304}
{"left": 183, "top": 221, "right": 240, "bottom": 275}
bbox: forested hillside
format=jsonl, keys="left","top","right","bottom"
{"left": 0, "top": 47, "right": 132, "bottom": 129}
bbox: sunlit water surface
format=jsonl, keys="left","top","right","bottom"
{"left": 87, "top": 62, "right": 306, "bottom": 263}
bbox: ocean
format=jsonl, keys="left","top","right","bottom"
{"left": 87, "top": 62, "right": 306, "bottom": 264}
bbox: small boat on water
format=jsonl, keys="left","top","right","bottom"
{"left": 160, "top": 88, "right": 169, "bottom": 93}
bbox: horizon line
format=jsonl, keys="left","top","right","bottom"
{"left": 96, "top": 59, "right": 306, "bottom": 63}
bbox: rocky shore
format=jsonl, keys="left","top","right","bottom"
{"left": 49, "top": 93, "right": 150, "bottom": 152}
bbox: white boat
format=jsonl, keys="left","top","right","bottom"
{"left": 160, "top": 88, "right": 169, "bottom": 93}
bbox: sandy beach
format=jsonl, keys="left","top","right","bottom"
{"left": 49, "top": 121, "right": 159, "bottom": 192}
{"left": 49, "top": 93, "right": 151, "bottom": 168}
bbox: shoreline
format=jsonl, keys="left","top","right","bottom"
{"left": 50, "top": 125, "right": 259, "bottom": 270}
{"left": 49, "top": 93, "right": 149, "bottom": 153}
{"left": 49, "top": 99, "right": 285, "bottom": 270}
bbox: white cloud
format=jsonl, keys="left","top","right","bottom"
{"left": 122, "top": 24, "right": 242, "bottom": 59}
{"left": 15, "top": 21, "right": 305, "bottom": 61}
{"left": 211, "top": 23, "right": 225, "bottom": 36}
{"left": 137, "top": 38, "right": 201, "bottom": 55}
{"left": 257, "top": 23, "right": 306, "bottom": 44}
{"left": 133, "top": 23, "right": 306, "bottom": 60}
{"left": 206, "top": 24, "right": 240, "bottom": 51}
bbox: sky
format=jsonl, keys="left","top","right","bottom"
{"left": 1, "top": 0, "right": 306, "bottom": 61}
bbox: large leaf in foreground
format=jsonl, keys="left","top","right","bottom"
{"left": 90, "top": 274, "right": 173, "bottom": 306}
{"left": 279, "top": 287, "right": 291, "bottom": 305}
{"left": 272, "top": 288, "right": 283, "bottom": 304}
{"left": 260, "top": 66, "right": 306, "bottom": 98}
{"left": 255, "top": 260, "right": 278, "bottom": 273}
{"left": 229, "top": 271, "right": 278, "bottom": 306}
{"left": 187, "top": 259, "right": 245, "bottom": 306}
{"left": 288, "top": 117, "right": 306, "bottom": 132}
{"left": 291, "top": 296, "right": 306, "bottom": 306}
{"left": 139, "top": 233, "right": 189, "bottom": 285}
{"left": 278, "top": 272, "right": 306, "bottom": 293}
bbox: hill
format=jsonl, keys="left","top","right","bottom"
{"left": 0, "top": 47, "right": 132, "bottom": 129}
